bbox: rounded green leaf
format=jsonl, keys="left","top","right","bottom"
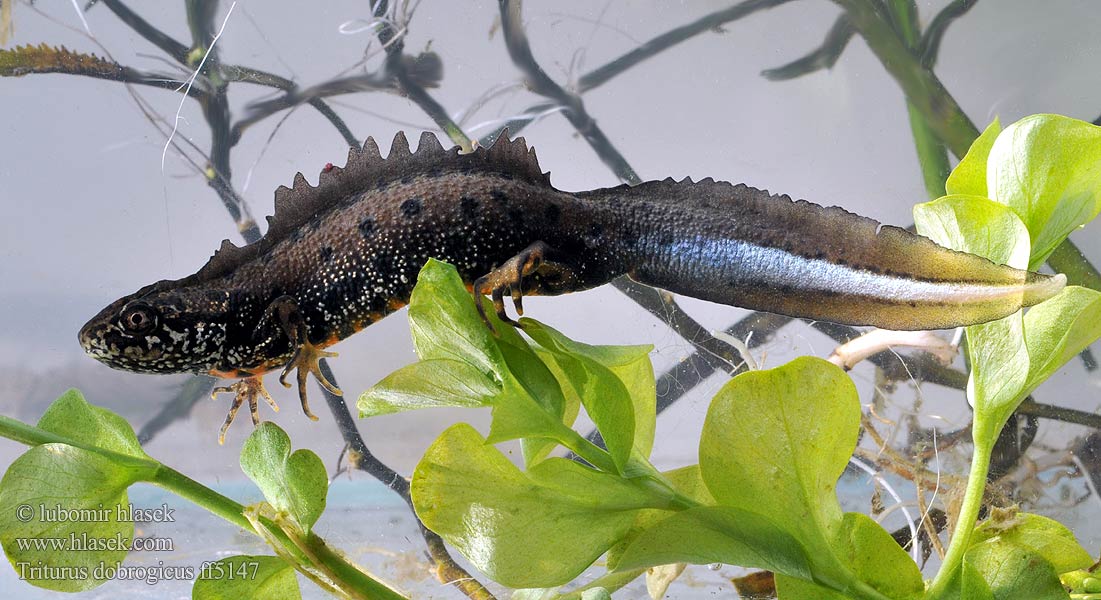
{"left": 835, "top": 512, "right": 922, "bottom": 599}
{"left": 240, "top": 423, "right": 327, "bottom": 534}
{"left": 700, "top": 356, "right": 858, "bottom": 551}
{"left": 407, "top": 259, "right": 506, "bottom": 377}
{"left": 522, "top": 320, "right": 638, "bottom": 473}
{"left": 913, "top": 194, "right": 1032, "bottom": 267}
{"left": 192, "top": 555, "right": 300, "bottom": 600}
{"left": 358, "top": 359, "right": 501, "bottom": 417}
{"left": 412, "top": 424, "right": 654, "bottom": 588}
{"left": 913, "top": 195, "right": 1033, "bottom": 437}
{"left": 36, "top": 389, "right": 149, "bottom": 460}
{"left": 971, "top": 511, "right": 1092, "bottom": 574}
{"left": 987, "top": 114, "right": 1101, "bottom": 268}
{"left": 965, "top": 539, "right": 1069, "bottom": 600}
{"left": 1021, "top": 286, "right": 1101, "bottom": 402}
{"left": 614, "top": 505, "right": 813, "bottom": 580}
{"left": 0, "top": 444, "right": 144, "bottom": 591}
{"left": 946, "top": 117, "right": 1002, "bottom": 197}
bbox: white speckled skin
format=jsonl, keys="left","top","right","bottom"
{"left": 79, "top": 132, "right": 1064, "bottom": 379}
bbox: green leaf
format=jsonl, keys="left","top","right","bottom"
{"left": 1019, "top": 285, "right": 1101, "bottom": 402}
{"left": 964, "top": 539, "right": 1070, "bottom": 600}
{"left": 969, "top": 284, "right": 1101, "bottom": 441}
{"left": 774, "top": 513, "right": 923, "bottom": 600}
{"left": 533, "top": 329, "right": 655, "bottom": 457}
{"left": 987, "top": 114, "right": 1101, "bottom": 268}
{"left": 240, "top": 423, "right": 327, "bottom": 534}
{"left": 407, "top": 259, "right": 506, "bottom": 377}
{"left": 699, "top": 356, "right": 857, "bottom": 583}
{"left": 614, "top": 505, "right": 813, "bottom": 580}
{"left": 607, "top": 465, "right": 714, "bottom": 568}
{"left": 522, "top": 347, "right": 582, "bottom": 466}
{"left": 36, "top": 388, "right": 149, "bottom": 460}
{"left": 498, "top": 337, "right": 566, "bottom": 421}
{"left": 775, "top": 574, "right": 850, "bottom": 600}
{"left": 358, "top": 359, "right": 500, "bottom": 417}
{"left": 834, "top": 512, "right": 923, "bottom": 599}
{"left": 913, "top": 194, "right": 1032, "bottom": 267}
{"left": 0, "top": 444, "right": 146, "bottom": 591}
{"left": 361, "top": 260, "right": 591, "bottom": 462}
{"left": 914, "top": 195, "right": 1101, "bottom": 441}
{"left": 971, "top": 511, "right": 1092, "bottom": 574}
{"left": 946, "top": 117, "right": 1001, "bottom": 197}
{"left": 522, "top": 319, "right": 639, "bottom": 473}
{"left": 485, "top": 377, "right": 574, "bottom": 444}
{"left": 959, "top": 560, "right": 995, "bottom": 600}
{"left": 411, "top": 423, "right": 657, "bottom": 588}
{"left": 192, "top": 555, "right": 300, "bottom": 600}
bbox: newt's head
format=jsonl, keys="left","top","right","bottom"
{"left": 79, "top": 283, "right": 229, "bottom": 374}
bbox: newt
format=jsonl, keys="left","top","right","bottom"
{"left": 78, "top": 131, "right": 1066, "bottom": 442}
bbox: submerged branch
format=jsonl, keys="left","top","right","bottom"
{"left": 919, "top": 0, "right": 978, "bottom": 68}
{"left": 498, "top": 0, "right": 639, "bottom": 184}
{"left": 761, "top": 13, "right": 854, "bottom": 80}
{"left": 578, "top": 0, "right": 798, "bottom": 92}
{"left": 0, "top": 43, "right": 206, "bottom": 97}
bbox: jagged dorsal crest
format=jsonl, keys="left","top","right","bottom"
{"left": 187, "top": 130, "right": 548, "bottom": 284}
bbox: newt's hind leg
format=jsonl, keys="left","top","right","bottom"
{"left": 473, "top": 241, "right": 581, "bottom": 329}
{"left": 211, "top": 375, "right": 279, "bottom": 444}
{"left": 266, "top": 295, "right": 342, "bottom": 423}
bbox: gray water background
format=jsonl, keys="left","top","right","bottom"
{"left": 2, "top": 1, "right": 1100, "bottom": 597}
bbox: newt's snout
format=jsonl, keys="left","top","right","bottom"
{"left": 79, "top": 290, "right": 228, "bottom": 375}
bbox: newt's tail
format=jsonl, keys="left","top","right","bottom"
{"left": 583, "top": 178, "right": 1066, "bottom": 330}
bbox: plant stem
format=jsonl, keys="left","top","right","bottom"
{"left": 884, "top": 0, "right": 951, "bottom": 200}
{"left": 833, "top": 0, "right": 979, "bottom": 158}
{"left": 558, "top": 426, "right": 619, "bottom": 473}
{"left": 305, "top": 532, "right": 407, "bottom": 600}
{"left": 149, "top": 464, "right": 254, "bottom": 531}
{"left": 925, "top": 434, "right": 993, "bottom": 598}
{"left": 151, "top": 459, "right": 406, "bottom": 599}
{"left": 1047, "top": 238, "right": 1101, "bottom": 292}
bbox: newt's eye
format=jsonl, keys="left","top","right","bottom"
{"left": 120, "top": 304, "right": 157, "bottom": 334}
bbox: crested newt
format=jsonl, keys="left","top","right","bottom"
{"left": 78, "top": 131, "right": 1066, "bottom": 442}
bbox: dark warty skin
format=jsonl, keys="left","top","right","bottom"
{"left": 78, "top": 131, "right": 1066, "bottom": 441}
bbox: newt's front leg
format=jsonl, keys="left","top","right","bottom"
{"left": 268, "top": 295, "right": 342, "bottom": 421}
{"left": 210, "top": 295, "right": 342, "bottom": 443}
{"left": 211, "top": 376, "right": 278, "bottom": 444}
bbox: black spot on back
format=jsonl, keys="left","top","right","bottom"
{"left": 508, "top": 207, "right": 524, "bottom": 225}
{"left": 588, "top": 223, "right": 604, "bottom": 238}
{"left": 401, "top": 197, "right": 423, "bottom": 218}
{"left": 359, "top": 216, "right": 376, "bottom": 237}
{"left": 400, "top": 175, "right": 414, "bottom": 185}
{"left": 321, "top": 246, "right": 334, "bottom": 263}
{"left": 490, "top": 189, "right": 509, "bottom": 204}
{"left": 460, "top": 195, "right": 479, "bottom": 218}
{"left": 544, "top": 203, "right": 561, "bottom": 222}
